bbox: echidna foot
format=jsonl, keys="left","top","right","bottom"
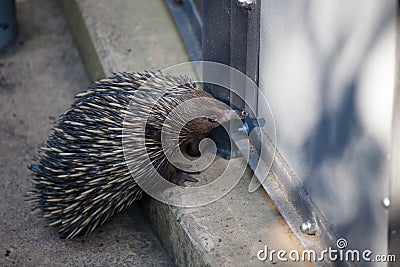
{"left": 171, "top": 172, "right": 198, "bottom": 187}
{"left": 180, "top": 173, "right": 198, "bottom": 183}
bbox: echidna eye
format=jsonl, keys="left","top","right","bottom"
{"left": 208, "top": 115, "right": 218, "bottom": 123}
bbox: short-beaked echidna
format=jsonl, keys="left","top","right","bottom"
{"left": 28, "top": 71, "right": 247, "bottom": 238}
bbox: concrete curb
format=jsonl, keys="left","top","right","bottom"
{"left": 141, "top": 198, "right": 208, "bottom": 267}
{"left": 58, "top": 0, "right": 106, "bottom": 81}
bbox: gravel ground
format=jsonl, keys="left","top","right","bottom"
{"left": 0, "top": 0, "right": 173, "bottom": 266}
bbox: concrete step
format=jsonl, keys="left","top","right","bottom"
{"left": 58, "top": 0, "right": 312, "bottom": 266}
{"left": 0, "top": 0, "right": 173, "bottom": 266}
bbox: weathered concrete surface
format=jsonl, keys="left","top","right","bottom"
{"left": 59, "top": 0, "right": 313, "bottom": 266}
{"left": 59, "top": 0, "right": 190, "bottom": 81}
{"left": 0, "top": 0, "right": 172, "bottom": 266}
{"left": 143, "top": 159, "right": 313, "bottom": 267}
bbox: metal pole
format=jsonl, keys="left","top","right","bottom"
{"left": 389, "top": 0, "right": 400, "bottom": 264}
{"left": 0, "top": 0, "right": 16, "bottom": 50}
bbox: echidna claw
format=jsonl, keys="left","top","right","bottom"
{"left": 183, "top": 175, "right": 198, "bottom": 183}
{"left": 176, "top": 180, "right": 186, "bottom": 187}
{"left": 172, "top": 173, "right": 198, "bottom": 187}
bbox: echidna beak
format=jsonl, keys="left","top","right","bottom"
{"left": 231, "top": 110, "right": 248, "bottom": 120}
{"left": 222, "top": 109, "right": 249, "bottom": 122}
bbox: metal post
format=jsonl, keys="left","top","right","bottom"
{"left": 389, "top": 0, "right": 400, "bottom": 263}
{"left": 0, "top": 0, "right": 17, "bottom": 50}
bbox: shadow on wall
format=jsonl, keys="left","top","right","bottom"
{"left": 259, "top": 0, "right": 396, "bottom": 257}
{"left": 301, "top": 0, "right": 393, "bottom": 254}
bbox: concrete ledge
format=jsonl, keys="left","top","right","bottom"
{"left": 142, "top": 161, "right": 311, "bottom": 266}
{"left": 58, "top": 0, "right": 106, "bottom": 81}
{"left": 58, "top": 1, "right": 310, "bottom": 266}
{"left": 59, "top": 0, "right": 189, "bottom": 80}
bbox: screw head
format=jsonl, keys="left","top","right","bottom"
{"left": 300, "top": 220, "right": 317, "bottom": 235}
{"left": 237, "top": 0, "right": 254, "bottom": 10}
{"left": 382, "top": 197, "right": 391, "bottom": 208}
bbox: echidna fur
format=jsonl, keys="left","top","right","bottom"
{"left": 27, "top": 71, "right": 240, "bottom": 239}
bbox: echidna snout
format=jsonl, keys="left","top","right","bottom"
{"left": 27, "top": 71, "right": 247, "bottom": 238}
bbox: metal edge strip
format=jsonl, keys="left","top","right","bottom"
{"left": 164, "top": 0, "right": 202, "bottom": 61}
{"left": 232, "top": 128, "right": 353, "bottom": 267}
{"left": 388, "top": 0, "right": 400, "bottom": 264}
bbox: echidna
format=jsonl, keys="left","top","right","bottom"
{"left": 28, "top": 71, "right": 247, "bottom": 238}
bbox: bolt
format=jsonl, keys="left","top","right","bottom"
{"left": 237, "top": 0, "right": 254, "bottom": 10}
{"left": 300, "top": 220, "right": 317, "bottom": 235}
{"left": 382, "top": 197, "right": 391, "bottom": 208}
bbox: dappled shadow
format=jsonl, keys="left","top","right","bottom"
{"left": 259, "top": 0, "right": 397, "bottom": 259}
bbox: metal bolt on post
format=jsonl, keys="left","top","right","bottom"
{"left": 300, "top": 220, "right": 317, "bottom": 235}
{"left": 237, "top": 0, "right": 254, "bottom": 10}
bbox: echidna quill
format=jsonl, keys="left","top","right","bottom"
{"left": 28, "top": 71, "right": 248, "bottom": 238}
